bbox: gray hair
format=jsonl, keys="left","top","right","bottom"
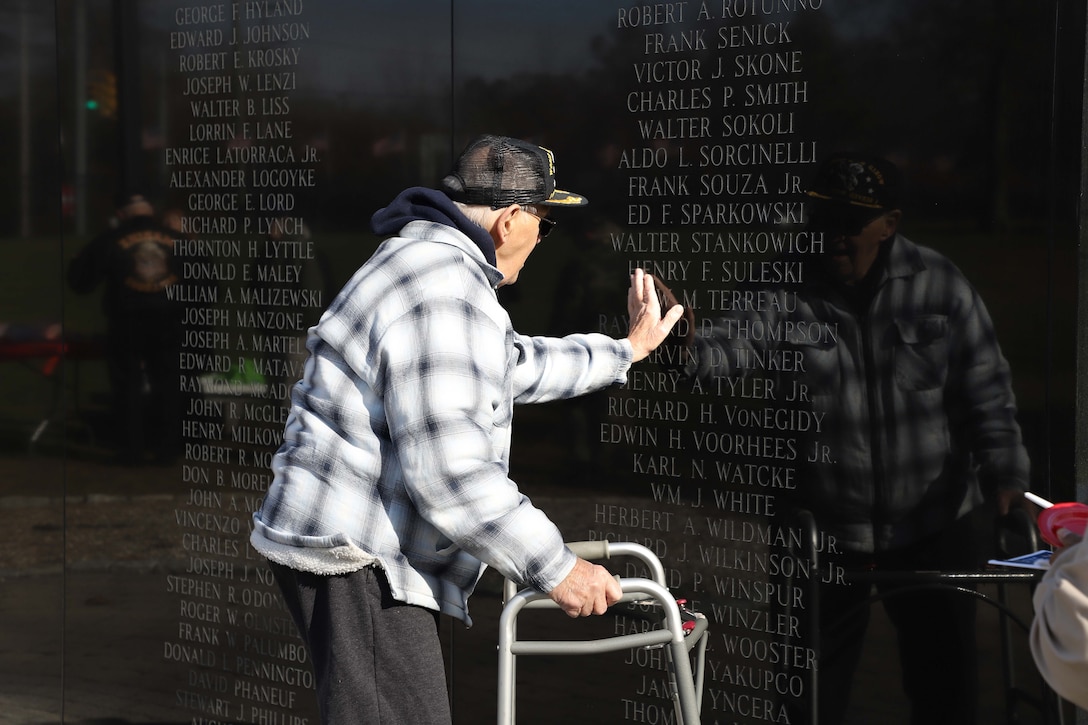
{"left": 453, "top": 201, "right": 496, "bottom": 230}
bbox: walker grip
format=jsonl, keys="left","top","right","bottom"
{"left": 566, "top": 540, "right": 610, "bottom": 561}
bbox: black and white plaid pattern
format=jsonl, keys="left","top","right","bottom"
{"left": 253, "top": 220, "right": 631, "bottom": 623}
{"left": 690, "top": 235, "right": 1030, "bottom": 552}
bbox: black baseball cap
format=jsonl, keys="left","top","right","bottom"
{"left": 440, "top": 135, "right": 588, "bottom": 208}
{"left": 805, "top": 154, "right": 902, "bottom": 234}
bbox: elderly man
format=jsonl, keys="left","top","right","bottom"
{"left": 251, "top": 134, "right": 683, "bottom": 724}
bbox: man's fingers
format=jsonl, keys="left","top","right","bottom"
{"left": 663, "top": 303, "right": 685, "bottom": 327}
{"left": 550, "top": 558, "right": 620, "bottom": 618}
{"left": 606, "top": 575, "right": 623, "bottom": 606}
{"left": 642, "top": 272, "right": 659, "bottom": 309}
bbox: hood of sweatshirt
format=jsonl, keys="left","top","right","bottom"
{"left": 370, "top": 187, "right": 497, "bottom": 267}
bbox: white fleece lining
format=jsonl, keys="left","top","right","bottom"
{"left": 250, "top": 528, "right": 378, "bottom": 576}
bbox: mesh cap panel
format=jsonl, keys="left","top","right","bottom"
{"left": 440, "top": 135, "right": 587, "bottom": 208}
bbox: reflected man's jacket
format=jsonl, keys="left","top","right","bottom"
{"left": 689, "top": 234, "right": 1029, "bottom": 552}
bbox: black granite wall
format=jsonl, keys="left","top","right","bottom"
{"left": 0, "top": 1, "right": 1084, "bottom": 723}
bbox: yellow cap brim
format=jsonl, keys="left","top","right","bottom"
{"left": 543, "top": 188, "right": 588, "bottom": 206}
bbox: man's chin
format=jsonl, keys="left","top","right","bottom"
{"left": 823, "top": 255, "right": 854, "bottom": 281}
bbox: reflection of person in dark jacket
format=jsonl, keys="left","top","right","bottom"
{"left": 665, "top": 154, "right": 1030, "bottom": 724}
{"left": 69, "top": 193, "right": 183, "bottom": 465}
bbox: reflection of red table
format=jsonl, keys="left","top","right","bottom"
{"left": 0, "top": 334, "right": 104, "bottom": 447}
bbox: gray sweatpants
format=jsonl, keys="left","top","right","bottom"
{"left": 270, "top": 562, "right": 453, "bottom": 725}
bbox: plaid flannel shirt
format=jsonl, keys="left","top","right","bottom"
{"left": 690, "top": 235, "right": 1029, "bottom": 552}
{"left": 252, "top": 220, "right": 632, "bottom": 623}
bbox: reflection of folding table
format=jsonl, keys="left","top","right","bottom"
{"left": 0, "top": 331, "right": 103, "bottom": 448}
{"left": 788, "top": 509, "right": 1061, "bottom": 725}
{"left": 497, "top": 541, "right": 709, "bottom": 725}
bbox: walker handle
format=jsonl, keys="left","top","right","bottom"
{"left": 566, "top": 540, "right": 610, "bottom": 561}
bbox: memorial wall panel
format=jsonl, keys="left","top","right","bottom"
{"left": 0, "top": 2, "right": 66, "bottom": 721}
{"left": 10, "top": 1, "right": 452, "bottom": 722}
{"left": 0, "top": 0, "right": 1082, "bottom": 723}
{"left": 448, "top": 1, "right": 1081, "bottom": 723}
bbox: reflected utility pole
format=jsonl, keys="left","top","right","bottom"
{"left": 19, "top": 0, "right": 30, "bottom": 237}
{"left": 75, "top": 0, "right": 88, "bottom": 235}
{"left": 112, "top": 0, "right": 141, "bottom": 196}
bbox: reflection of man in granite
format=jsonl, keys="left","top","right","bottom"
{"left": 68, "top": 193, "right": 184, "bottom": 465}
{"left": 250, "top": 135, "right": 683, "bottom": 724}
{"left": 666, "top": 154, "right": 1030, "bottom": 724}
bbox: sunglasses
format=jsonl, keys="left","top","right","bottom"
{"left": 807, "top": 211, "right": 884, "bottom": 237}
{"left": 521, "top": 207, "right": 556, "bottom": 240}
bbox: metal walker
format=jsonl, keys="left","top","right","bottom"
{"left": 497, "top": 541, "right": 709, "bottom": 724}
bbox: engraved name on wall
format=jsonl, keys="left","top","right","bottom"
{"left": 163, "top": 2, "right": 320, "bottom": 721}
{"left": 599, "top": 3, "right": 837, "bottom": 722}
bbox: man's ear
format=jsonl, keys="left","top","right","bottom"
{"left": 490, "top": 204, "right": 519, "bottom": 249}
{"left": 883, "top": 209, "right": 902, "bottom": 237}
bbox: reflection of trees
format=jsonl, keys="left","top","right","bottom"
{"left": 453, "top": 1, "right": 1080, "bottom": 504}
{"left": 457, "top": 1, "right": 1069, "bottom": 232}
{"left": 4, "top": 3, "right": 71, "bottom": 236}
{"left": 805, "top": 0, "right": 1054, "bottom": 232}
{"left": 54, "top": 1, "right": 1078, "bottom": 238}
{"left": 36, "top": 0, "right": 1088, "bottom": 248}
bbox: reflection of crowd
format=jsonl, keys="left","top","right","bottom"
{"left": 663, "top": 154, "right": 1030, "bottom": 724}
